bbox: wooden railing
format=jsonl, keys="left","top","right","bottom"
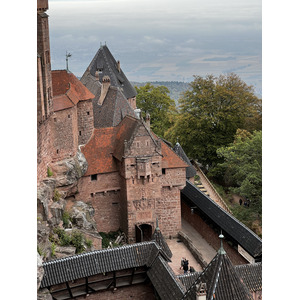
{"left": 192, "top": 161, "right": 231, "bottom": 213}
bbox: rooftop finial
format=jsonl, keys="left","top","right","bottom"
{"left": 156, "top": 217, "right": 160, "bottom": 231}
{"left": 218, "top": 231, "right": 226, "bottom": 254}
{"left": 66, "top": 51, "right": 72, "bottom": 72}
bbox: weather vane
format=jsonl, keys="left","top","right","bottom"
{"left": 66, "top": 51, "right": 72, "bottom": 72}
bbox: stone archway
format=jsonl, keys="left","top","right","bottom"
{"left": 135, "top": 223, "right": 153, "bottom": 242}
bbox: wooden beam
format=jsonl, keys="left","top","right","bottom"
{"left": 130, "top": 268, "right": 135, "bottom": 285}
{"left": 113, "top": 271, "right": 116, "bottom": 288}
{"left": 65, "top": 282, "right": 73, "bottom": 298}
{"left": 85, "top": 277, "right": 89, "bottom": 294}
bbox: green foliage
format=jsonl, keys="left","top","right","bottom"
{"left": 70, "top": 231, "right": 85, "bottom": 253}
{"left": 135, "top": 83, "right": 177, "bottom": 138}
{"left": 37, "top": 246, "right": 46, "bottom": 258}
{"left": 62, "top": 211, "right": 71, "bottom": 228}
{"left": 165, "top": 73, "right": 262, "bottom": 170}
{"left": 47, "top": 167, "right": 53, "bottom": 177}
{"left": 99, "top": 231, "right": 119, "bottom": 249}
{"left": 53, "top": 189, "right": 61, "bottom": 202}
{"left": 53, "top": 227, "right": 71, "bottom": 245}
{"left": 85, "top": 238, "right": 93, "bottom": 248}
{"left": 216, "top": 130, "right": 262, "bottom": 215}
{"left": 51, "top": 242, "right": 56, "bottom": 257}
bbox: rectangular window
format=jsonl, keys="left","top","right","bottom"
{"left": 162, "top": 168, "right": 166, "bottom": 174}
{"left": 90, "top": 193, "right": 94, "bottom": 197}
{"left": 91, "top": 174, "right": 97, "bottom": 181}
{"left": 68, "top": 115, "right": 71, "bottom": 118}
{"left": 79, "top": 131, "right": 81, "bottom": 136}
{"left": 54, "top": 118, "right": 57, "bottom": 122}
{"left": 87, "top": 111, "right": 90, "bottom": 115}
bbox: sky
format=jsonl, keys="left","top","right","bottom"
{"left": 48, "top": 0, "right": 262, "bottom": 95}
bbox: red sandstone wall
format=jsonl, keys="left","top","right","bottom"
{"left": 181, "top": 201, "right": 248, "bottom": 265}
{"left": 37, "top": 118, "right": 53, "bottom": 183}
{"left": 52, "top": 106, "right": 78, "bottom": 162}
{"left": 77, "top": 173, "right": 122, "bottom": 232}
{"left": 76, "top": 283, "right": 155, "bottom": 300}
{"left": 37, "top": 12, "right": 53, "bottom": 118}
{"left": 77, "top": 100, "right": 94, "bottom": 145}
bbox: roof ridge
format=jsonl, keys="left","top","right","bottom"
{"left": 187, "top": 180, "right": 262, "bottom": 242}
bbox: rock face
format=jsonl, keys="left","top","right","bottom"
{"left": 55, "top": 246, "right": 76, "bottom": 259}
{"left": 37, "top": 253, "right": 44, "bottom": 290}
{"left": 50, "top": 151, "right": 88, "bottom": 188}
{"left": 37, "top": 178, "right": 56, "bottom": 221}
{"left": 37, "top": 288, "right": 53, "bottom": 300}
{"left": 70, "top": 201, "right": 97, "bottom": 231}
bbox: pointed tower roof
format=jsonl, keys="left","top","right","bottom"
{"left": 173, "top": 142, "right": 196, "bottom": 178}
{"left": 81, "top": 45, "right": 137, "bottom": 99}
{"left": 152, "top": 218, "right": 173, "bottom": 259}
{"left": 182, "top": 234, "right": 253, "bottom": 300}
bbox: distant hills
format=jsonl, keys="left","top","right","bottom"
{"left": 131, "top": 81, "right": 191, "bottom": 104}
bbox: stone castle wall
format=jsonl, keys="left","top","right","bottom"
{"left": 77, "top": 99, "right": 94, "bottom": 145}
{"left": 181, "top": 201, "right": 248, "bottom": 265}
{"left": 51, "top": 106, "right": 78, "bottom": 162}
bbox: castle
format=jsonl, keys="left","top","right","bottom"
{"left": 37, "top": 0, "right": 190, "bottom": 244}
{"left": 37, "top": 1, "right": 262, "bottom": 299}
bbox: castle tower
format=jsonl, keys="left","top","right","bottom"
{"left": 37, "top": 0, "right": 53, "bottom": 121}
{"left": 37, "top": 0, "right": 54, "bottom": 182}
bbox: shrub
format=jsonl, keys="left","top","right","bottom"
{"left": 51, "top": 243, "right": 56, "bottom": 257}
{"left": 47, "top": 167, "right": 53, "bottom": 177}
{"left": 71, "top": 231, "right": 85, "bottom": 253}
{"left": 53, "top": 189, "right": 61, "bottom": 202}
{"left": 85, "top": 238, "right": 93, "bottom": 248}
{"left": 62, "top": 211, "right": 71, "bottom": 228}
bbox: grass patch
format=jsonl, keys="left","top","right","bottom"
{"left": 99, "top": 231, "right": 120, "bottom": 248}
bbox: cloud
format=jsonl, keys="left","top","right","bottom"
{"left": 48, "top": 0, "right": 261, "bottom": 92}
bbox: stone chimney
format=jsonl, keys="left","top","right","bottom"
{"left": 145, "top": 113, "right": 150, "bottom": 130}
{"left": 196, "top": 283, "right": 207, "bottom": 300}
{"left": 98, "top": 76, "right": 111, "bottom": 105}
{"left": 117, "top": 60, "right": 121, "bottom": 73}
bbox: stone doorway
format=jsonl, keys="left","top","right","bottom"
{"left": 135, "top": 224, "right": 153, "bottom": 242}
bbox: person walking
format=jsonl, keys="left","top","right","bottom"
{"left": 189, "top": 266, "right": 195, "bottom": 273}
{"left": 183, "top": 259, "right": 189, "bottom": 274}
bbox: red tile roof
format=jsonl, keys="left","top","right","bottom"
{"left": 161, "top": 140, "right": 188, "bottom": 169}
{"left": 81, "top": 127, "right": 118, "bottom": 175}
{"left": 82, "top": 116, "right": 188, "bottom": 176}
{"left": 52, "top": 70, "right": 95, "bottom": 112}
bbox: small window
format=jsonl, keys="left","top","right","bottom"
{"left": 90, "top": 193, "right": 94, "bottom": 197}
{"left": 79, "top": 131, "right": 81, "bottom": 136}
{"left": 162, "top": 168, "right": 166, "bottom": 174}
{"left": 87, "top": 111, "right": 90, "bottom": 115}
{"left": 68, "top": 115, "right": 71, "bottom": 118}
{"left": 56, "top": 149, "right": 59, "bottom": 154}
{"left": 91, "top": 174, "right": 97, "bottom": 181}
{"left": 54, "top": 118, "right": 57, "bottom": 122}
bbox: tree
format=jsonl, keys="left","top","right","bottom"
{"left": 165, "top": 73, "right": 262, "bottom": 169}
{"left": 217, "top": 130, "right": 262, "bottom": 216}
{"left": 135, "top": 83, "right": 177, "bottom": 138}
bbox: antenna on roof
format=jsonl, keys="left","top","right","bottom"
{"left": 66, "top": 51, "right": 72, "bottom": 72}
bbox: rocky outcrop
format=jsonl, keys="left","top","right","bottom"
{"left": 54, "top": 245, "right": 76, "bottom": 259}
{"left": 37, "top": 288, "right": 53, "bottom": 300}
{"left": 37, "top": 253, "right": 44, "bottom": 290}
{"left": 50, "top": 151, "right": 88, "bottom": 189}
{"left": 70, "top": 201, "right": 97, "bottom": 231}
{"left": 37, "top": 178, "right": 56, "bottom": 221}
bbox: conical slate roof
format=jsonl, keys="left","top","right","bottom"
{"left": 173, "top": 142, "right": 196, "bottom": 179}
{"left": 182, "top": 237, "right": 253, "bottom": 300}
{"left": 152, "top": 223, "right": 173, "bottom": 260}
{"left": 81, "top": 45, "right": 137, "bottom": 99}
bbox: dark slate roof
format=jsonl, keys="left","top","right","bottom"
{"left": 40, "top": 241, "right": 167, "bottom": 289}
{"left": 147, "top": 255, "right": 186, "bottom": 300}
{"left": 182, "top": 252, "right": 253, "bottom": 300}
{"left": 173, "top": 142, "right": 196, "bottom": 178}
{"left": 152, "top": 227, "right": 173, "bottom": 259}
{"left": 81, "top": 45, "right": 137, "bottom": 99}
{"left": 181, "top": 180, "right": 262, "bottom": 258}
{"left": 235, "top": 263, "right": 262, "bottom": 292}
{"left": 93, "top": 86, "right": 136, "bottom": 128}
{"left": 80, "top": 72, "right": 102, "bottom": 103}
{"left": 178, "top": 272, "right": 202, "bottom": 290}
